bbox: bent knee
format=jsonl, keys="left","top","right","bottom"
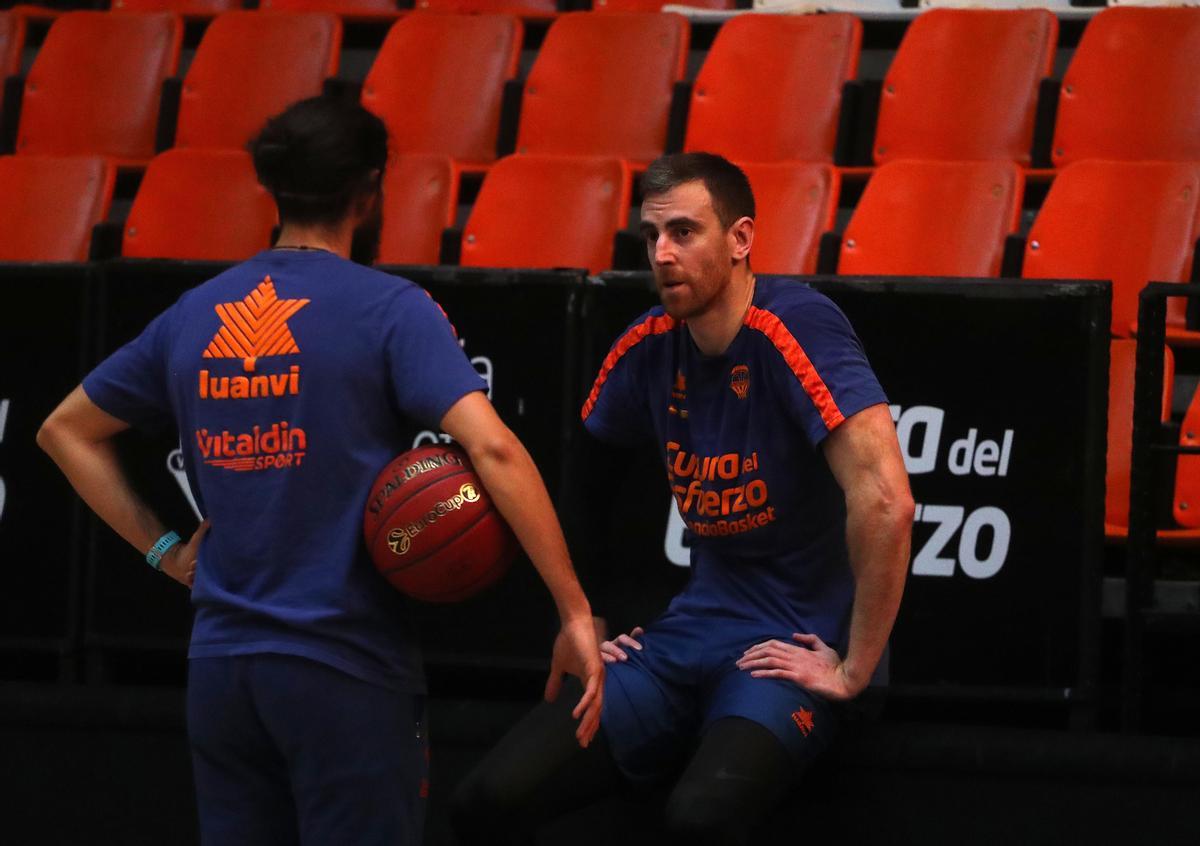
{"left": 449, "top": 763, "right": 532, "bottom": 838}
{"left": 662, "top": 782, "right": 745, "bottom": 846}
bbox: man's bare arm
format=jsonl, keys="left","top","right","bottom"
{"left": 823, "top": 403, "right": 915, "bottom": 694}
{"left": 37, "top": 385, "right": 206, "bottom": 587}
{"left": 440, "top": 392, "right": 604, "bottom": 746}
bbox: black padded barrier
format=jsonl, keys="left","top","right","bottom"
{"left": 587, "top": 273, "right": 1111, "bottom": 721}
{"left": 0, "top": 263, "right": 93, "bottom": 677}
{"left": 3, "top": 261, "right": 1112, "bottom": 712}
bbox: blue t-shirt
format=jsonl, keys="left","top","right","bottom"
{"left": 581, "top": 276, "right": 887, "bottom": 652}
{"left": 83, "top": 249, "right": 487, "bottom": 692}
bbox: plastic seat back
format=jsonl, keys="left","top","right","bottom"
{"left": 17, "top": 12, "right": 182, "bottom": 162}
{"left": 517, "top": 12, "right": 688, "bottom": 164}
{"left": 595, "top": 0, "right": 731, "bottom": 9}
{"left": 1, "top": 10, "right": 26, "bottom": 78}
{"left": 176, "top": 11, "right": 340, "bottom": 150}
{"left": 740, "top": 161, "right": 838, "bottom": 275}
{"left": 0, "top": 154, "right": 114, "bottom": 261}
{"left": 1107, "top": 339, "right": 1173, "bottom": 530}
{"left": 259, "top": 0, "right": 401, "bottom": 16}
{"left": 1055, "top": 8, "right": 1200, "bottom": 166}
{"left": 1023, "top": 160, "right": 1200, "bottom": 337}
{"left": 110, "top": 1, "right": 239, "bottom": 14}
{"left": 462, "top": 154, "right": 630, "bottom": 274}
{"left": 875, "top": 9, "right": 1056, "bottom": 165}
{"left": 363, "top": 13, "right": 521, "bottom": 166}
{"left": 379, "top": 155, "right": 458, "bottom": 266}
{"left": 122, "top": 149, "right": 277, "bottom": 261}
{"left": 839, "top": 159, "right": 1023, "bottom": 277}
{"left": 415, "top": 0, "right": 557, "bottom": 14}
{"left": 1174, "top": 384, "right": 1200, "bottom": 528}
{"left": 685, "top": 14, "right": 861, "bottom": 164}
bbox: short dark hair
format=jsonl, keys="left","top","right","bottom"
{"left": 640, "top": 152, "right": 755, "bottom": 229}
{"left": 249, "top": 96, "right": 388, "bottom": 227}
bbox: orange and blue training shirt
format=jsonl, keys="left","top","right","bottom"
{"left": 82, "top": 250, "right": 487, "bottom": 693}
{"left": 582, "top": 276, "right": 888, "bottom": 651}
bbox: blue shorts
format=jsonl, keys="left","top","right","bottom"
{"left": 187, "top": 654, "right": 428, "bottom": 846}
{"left": 600, "top": 614, "right": 841, "bottom": 786}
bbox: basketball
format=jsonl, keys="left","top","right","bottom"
{"left": 363, "top": 444, "right": 518, "bottom": 602}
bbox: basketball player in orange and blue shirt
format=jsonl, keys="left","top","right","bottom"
{"left": 453, "top": 153, "right": 914, "bottom": 845}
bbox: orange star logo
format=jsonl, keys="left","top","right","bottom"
{"left": 791, "top": 707, "right": 814, "bottom": 737}
{"left": 203, "top": 276, "right": 310, "bottom": 372}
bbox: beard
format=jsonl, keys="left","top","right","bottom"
{"left": 350, "top": 202, "right": 383, "bottom": 267}
{"left": 655, "top": 257, "right": 729, "bottom": 321}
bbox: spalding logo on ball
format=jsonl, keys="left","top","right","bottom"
{"left": 364, "top": 445, "right": 518, "bottom": 602}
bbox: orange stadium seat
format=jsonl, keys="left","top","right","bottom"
{"left": 0, "top": 154, "right": 114, "bottom": 261}
{"left": 740, "top": 161, "right": 838, "bottom": 275}
{"left": 1054, "top": 7, "right": 1200, "bottom": 167}
{"left": 594, "top": 0, "right": 732, "bottom": 9}
{"left": 378, "top": 155, "right": 459, "bottom": 266}
{"left": 1105, "top": 339, "right": 1188, "bottom": 543}
{"left": 461, "top": 154, "right": 631, "bottom": 274}
{"left": 837, "top": 159, "right": 1023, "bottom": 277}
{"left": 874, "top": 9, "right": 1056, "bottom": 165}
{"left": 516, "top": 12, "right": 688, "bottom": 165}
{"left": 15, "top": 12, "right": 182, "bottom": 164}
{"left": 258, "top": 0, "right": 403, "bottom": 18}
{"left": 1171, "top": 386, "right": 1200, "bottom": 538}
{"left": 363, "top": 13, "right": 521, "bottom": 169}
{"left": 1022, "top": 160, "right": 1200, "bottom": 343}
{"left": 109, "top": 1, "right": 239, "bottom": 15}
{"left": 415, "top": 0, "right": 557, "bottom": 15}
{"left": 122, "top": 149, "right": 276, "bottom": 261}
{"left": 1, "top": 10, "right": 26, "bottom": 78}
{"left": 684, "top": 14, "right": 860, "bottom": 164}
{"left": 174, "top": 11, "right": 340, "bottom": 151}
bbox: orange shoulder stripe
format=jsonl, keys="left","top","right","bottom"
{"left": 744, "top": 305, "right": 844, "bottom": 431}
{"left": 423, "top": 289, "right": 458, "bottom": 339}
{"left": 581, "top": 313, "right": 677, "bottom": 421}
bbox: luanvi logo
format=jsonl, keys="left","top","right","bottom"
{"left": 204, "top": 277, "right": 309, "bottom": 373}
{"left": 668, "top": 369, "right": 689, "bottom": 419}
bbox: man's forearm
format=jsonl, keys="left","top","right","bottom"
{"left": 467, "top": 434, "right": 592, "bottom": 623}
{"left": 38, "top": 427, "right": 167, "bottom": 557}
{"left": 840, "top": 498, "right": 912, "bottom": 693}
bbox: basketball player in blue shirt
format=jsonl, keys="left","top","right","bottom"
{"left": 37, "top": 98, "right": 604, "bottom": 846}
{"left": 452, "top": 153, "right": 913, "bottom": 845}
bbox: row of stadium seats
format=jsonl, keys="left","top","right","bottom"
{"left": 1108, "top": 340, "right": 1200, "bottom": 545}
{"left": 108, "top": 0, "right": 733, "bottom": 17}
{"left": 5, "top": 151, "right": 1199, "bottom": 343}
{"left": 15, "top": 0, "right": 1189, "bottom": 19}
{"left": 3, "top": 8, "right": 1200, "bottom": 169}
